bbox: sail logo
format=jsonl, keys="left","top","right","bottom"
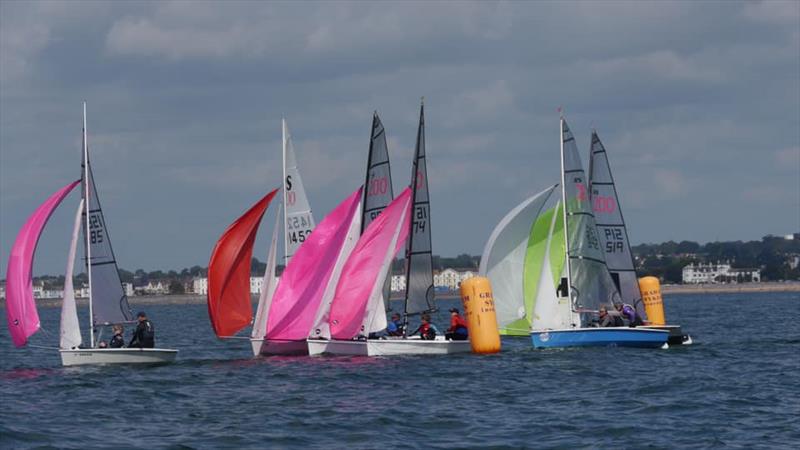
{"left": 574, "top": 179, "right": 587, "bottom": 202}
{"left": 592, "top": 195, "right": 616, "bottom": 214}
{"left": 367, "top": 176, "right": 389, "bottom": 197}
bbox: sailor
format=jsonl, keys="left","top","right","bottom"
{"left": 129, "top": 311, "right": 155, "bottom": 348}
{"left": 445, "top": 308, "right": 469, "bottom": 341}
{"left": 386, "top": 313, "right": 404, "bottom": 336}
{"left": 596, "top": 306, "right": 622, "bottom": 327}
{"left": 410, "top": 314, "right": 438, "bottom": 340}
{"left": 615, "top": 302, "right": 644, "bottom": 327}
{"left": 109, "top": 325, "right": 125, "bottom": 348}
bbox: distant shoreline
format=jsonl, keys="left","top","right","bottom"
{"left": 1, "top": 281, "right": 797, "bottom": 309}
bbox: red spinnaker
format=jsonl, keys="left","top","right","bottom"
{"left": 207, "top": 189, "right": 279, "bottom": 337}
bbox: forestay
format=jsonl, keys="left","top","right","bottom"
{"left": 5, "top": 180, "right": 80, "bottom": 347}
{"left": 404, "top": 102, "right": 436, "bottom": 316}
{"left": 282, "top": 119, "right": 316, "bottom": 262}
{"left": 560, "top": 119, "right": 620, "bottom": 322}
{"left": 478, "top": 185, "right": 557, "bottom": 331}
{"left": 589, "top": 131, "right": 647, "bottom": 320}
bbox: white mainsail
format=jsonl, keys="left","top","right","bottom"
{"left": 251, "top": 203, "right": 282, "bottom": 341}
{"left": 478, "top": 185, "right": 557, "bottom": 327}
{"left": 60, "top": 199, "right": 84, "bottom": 350}
{"left": 282, "top": 119, "right": 316, "bottom": 262}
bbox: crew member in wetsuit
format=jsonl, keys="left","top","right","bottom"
{"left": 386, "top": 313, "right": 404, "bottom": 337}
{"left": 596, "top": 306, "right": 623, "bottom": 327}
{"left": 109, "top": 324, "right": 125, "bottom": 348}
{"left": 129, "top": 311, "right": 155, "bottom": 348}
{"left": 410, "top": 314, "right": 438, "bottom": 340}
{"left": 615, "top": 302, "right": 644, "bottom": 327}
{"left": 445, "top": 308, "right": 469, "bottom": 341}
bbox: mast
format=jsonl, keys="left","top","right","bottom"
{"left": 559, "top": 116, "right": 573, "bottom": 305}
{"left": 282, "top": 118, "right": 288, "bottom": 261}
{"left": 361, "top": 112, "right": 378, "bottom": 234}
{"left": 83, "top": 101, "right": 94, "bottom": 347}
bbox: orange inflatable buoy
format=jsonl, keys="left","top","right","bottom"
{"left": 460, "top": 276, "right": 501, "bottom": 354}
{"left": 638, "top": 276, "right": 666, "bottom": 326}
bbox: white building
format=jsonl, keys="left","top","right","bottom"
{"left": 0, "top": 282, "right": 5, "bottom": 300}
{"left": 143, "top": 281, "right": 169, "bottom": 295}
{"left": 391, "top": 275, "right": 406, "bottom": 293}
{"left": 123, "top": 283, "right": 134, "bottom": 297}
{"left": 682, "top": 262, "right": 761, "bottom": 284}
{"left": 192, "top": 276, "right": 277, "bottom": 296}
{"left": 434, "top": 268, "right": 476, "bottom": 290}
{"left": 193, "top": 277, "right": 208, "bottom": 295}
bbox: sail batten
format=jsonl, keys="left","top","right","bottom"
{"left": 5, "top": 180, "right": 80, "bottom": 347}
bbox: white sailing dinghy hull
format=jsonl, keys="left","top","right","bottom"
{"left": 60, "top": 348, "right": 178, "bottom": 366}
{"left": 308, "top": 337, "right": 472, "bottom": 356}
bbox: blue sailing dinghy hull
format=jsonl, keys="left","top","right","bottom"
{"left": 531, "top": 327, "right": 669, "bottom": 349}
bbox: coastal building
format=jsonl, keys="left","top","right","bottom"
{"left": 682, "top": 262, "right": 761, "bottom": 284}
{"left": 193, "top": 277, "right": 208, "bottom": 295}
{"left": 123, "top": 282, "right": 134, "bottom": 297}
{"left": 191, "top": 276, "right": 277, "bottom": 296}
{"left": 434, "top": 268, "right": 476, "bottom": 291}
{"left": 391, "top": 275, "right": 406, "bottom": 293}
{"left": 0, "top": 281, "right": 5, "bottom": 300}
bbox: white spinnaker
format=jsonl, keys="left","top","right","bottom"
{"left": 282, "top": 119, "right": 316, "bottom": 262}
{"left": 532, "top": 200, "right": 568, "bottom": 330}
{"left": 252, "top": 203, "right": 282, "bottom": 340}
{"left": 478, "top": 185, "right": 557, "bottom": 327}
{"left": 361, "top": 199, "right": 410, "bottom": 334}
{"left": 60, "top": 199, "right": 84, "bottom": 350}
{"left": 308, "top": 201, "right": 363, "bottom": 339}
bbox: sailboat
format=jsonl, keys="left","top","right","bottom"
{"left": 306, "top": 112, "right": 397, "bottom": 353}
{"left": 480, "top": 116, "right": 668, "bottom": 349}
{"left": 6, "top": 103, "right": 178, "bottom": 365}
{"left": 588, "top": 130, "right": 691, "bottom": 345}
{"left": 207, "top": 118, "right": 333, "bottom": 355}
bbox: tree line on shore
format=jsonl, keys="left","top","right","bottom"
{"left": 23, "top": 235, "right": 800, "bottom": 293}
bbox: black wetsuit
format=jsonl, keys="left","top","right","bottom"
{"left": 109, "top": 334, "right": 125, "bottom": 348}
{"left": 129, "top": 319, "right": 155, "bottom": 348}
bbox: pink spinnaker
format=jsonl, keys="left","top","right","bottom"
{"left": 5, "top": 180, "right": 80, "bottom": 347}
{"left": 265, "top": 187, "right": 363, "bottom": 341}
{"left": 329, "top": 188, "right": 412, "bottom": 339}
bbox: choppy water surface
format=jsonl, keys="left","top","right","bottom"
{"left": 1, "top": 292, "right": 799, "bottom": 449}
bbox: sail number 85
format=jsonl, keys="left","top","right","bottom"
{"left": 89, "top": 213, "right": 104, "bottom": 244}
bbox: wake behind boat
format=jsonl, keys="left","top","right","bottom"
{"left": 5, "top": 103, "right": 177, "bottom": 366}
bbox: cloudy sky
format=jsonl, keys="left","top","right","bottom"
{"left": 1, "top": 0, "right": 798, "bottom": 276}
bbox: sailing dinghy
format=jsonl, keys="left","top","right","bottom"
{"left": 376, "top": 101, "right": 471, "bottom": 355}
{"left": 6, "top": 103, "right": 178, "bottom": 365}
{"left": 208, "top": 119, "right": 338, "bottom": 355}
{"left": 588, "top": 130, "right": 691, "bottom": 345}
{"left": 480, "top": 116, "right": 668, "bottom": 349}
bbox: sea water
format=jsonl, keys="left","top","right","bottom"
{"left": 1, "top": 292, "right": 798, "bottom": 449}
